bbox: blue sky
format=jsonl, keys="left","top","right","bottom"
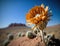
{"left": 0, "top": 0, "right": 60, "bottom": 28}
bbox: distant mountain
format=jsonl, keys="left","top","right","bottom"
{"left": 8, "top": 23, "right": 26, "bottom": 27}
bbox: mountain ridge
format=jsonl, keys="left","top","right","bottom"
{"left": 0, "top": 23, "right": 60, "bottom": 29}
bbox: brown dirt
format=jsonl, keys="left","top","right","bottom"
{"left": 8, "top": 37, "right": 45, "bottom": 46}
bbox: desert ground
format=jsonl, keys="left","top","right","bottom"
{"left": 0, "top": 24, "right": 60, "bottom": 46}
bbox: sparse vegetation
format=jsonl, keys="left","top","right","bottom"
{"left": 26, "top": 31, "right": 36, "bottom": 39}
{"left": 47, "top": 34, "right": 60, "bottom": 46}
{"left": 17, "top": 32, "right": 22, "bottom": 37}
{"left": 44, "top": 33, "right": 56, "bottom": 46}
{"left": 3, "top": 39, "right": 10, "bottom": 46}
{"left": 33, "top": 29, "right": 37, "bottom": 34}
{"left": 7, "top": 33, "right": 14, "bottom": 41}
{"left": 0, "top": 24, "right": 60, "bottom": 46}
{"left": 21, "top": 33, "right": 25, "bottom": 37}
{"left": 3, "top": 33, "right": 14, "bottom": 46}
{"left": 17, "top": 32, "right": 25, "bottom": 37}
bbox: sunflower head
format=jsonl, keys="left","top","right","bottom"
{"left": 26, "top": 4, "right": 52, "bottom": 30}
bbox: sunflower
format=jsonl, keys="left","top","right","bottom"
{"left": 26, "top": 4, "right": 52, "bottom": 30}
